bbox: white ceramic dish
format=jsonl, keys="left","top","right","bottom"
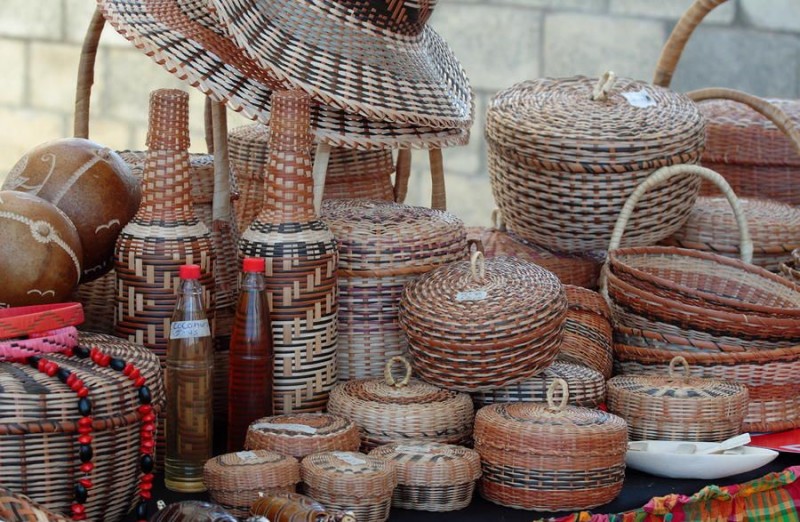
{"left": 626, "top": 440, "right": 779, "bottom": 480}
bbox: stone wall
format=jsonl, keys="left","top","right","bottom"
{"left": 0, "top": 1, "right": 797, "bottom": 225}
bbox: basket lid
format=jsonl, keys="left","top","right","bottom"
{"left": 247, "top": 413, "right": 356, "bottom": 440}
{"left": 203, "top": 450, "right": 300, "bottom": 490}
{"left": 300, "top": 451, "right": 397, "bottom": 496}
{"left": 368, "top": 442, "right": 481, "bottom": 486}
{"left": 322, "top": 200, "right": 467, "bottom": 270}
{"left": 485, "top": 73, "right": 705, "bottom": 171}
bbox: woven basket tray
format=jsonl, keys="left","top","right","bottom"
{"left": 244, "top": 413, "right": 361, "bottom": 459}
{"left": 327, "top": 357, "right": 474, "bottom": 451}
{"left": 0, "top": 333, "right": 165, "bottom": 522}
{"left": 607, "top": 356, "right": 749, "bottom": 442}
{"left": 300, "top": 451, "right": 397, "bottom": 522}
{"left": 203, "top": 450, "right": 299, "bottom": 517}
{"left": 473, "top": 380, "right": 628, "bottom": 511}
{"left": 399, "top": 253, "right": 567, "bottom": 391}
{"left": 368, "top": 442, "right": 481, "bottom": 512}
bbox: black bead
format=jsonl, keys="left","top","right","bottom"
{"left": 140, "top": 454, "right": 154, "bottom": 474}
{"left": 135, "top": 501, "right": 148, "bottom": 520}
{"left": 74, "top": 483, "right": 88, "bottom": 503}
{"left": 28, "top": 356, "right": 41, "bottom": 369}
{"left": 109, "top": 358, "right": 126, "bottom": 371}
{"left": 138, "top": 386, "right": 152, "bottom": 405}
{"left": 56, "top": 368, "right": 71, "bottom": 383}
{"left": 79, "top": 444, "right": 93, "bottom": 463}
{"left": 78, "top": 397, "right": 92, "bottom": 416}
{"left": 73, "top": 345, "right": 90, "bottom": 358}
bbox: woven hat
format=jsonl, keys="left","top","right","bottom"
{"left": 96, "top": 0, "right": 469, "bottom": 150}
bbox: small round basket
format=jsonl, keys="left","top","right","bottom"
{"left": 244, "top": 413, "right": 361, "bottom": 459}
{"left": 368, "top": 442, "right": 481, "bottom": 512}
{"left": 203, "top": 450, "right": 300, "bottom": 517}
{"left": 300, "top": 451, "right": 397, "bottom": 522}
{"left": 327, "top": 357, "right": 474, "bottom": 450}
{"left": 473, "top": 380, "right": 628, "bottom": 511}
{"left": 607, "top": 356, "right": 749, "bottom": 442}
{"left": 399, "top": 252, "right": 567, "bottom": 391}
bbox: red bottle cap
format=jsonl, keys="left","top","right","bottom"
{"left": 179, "top": 264, "right": 201, "bottom": 280}
{"left": 242, "top": 257, "right": 266, "bottom": 273}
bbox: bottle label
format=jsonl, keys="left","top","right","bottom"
{"left": 332, "top": 452, "right": 366, "bottom": 466}
{"left": 169, "top": 319, "right": 211, "bottom": 339}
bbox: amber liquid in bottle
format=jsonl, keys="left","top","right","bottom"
{"left": 165, "top": 264, "right": 214, "bottom": 492}
{"left": 227, "top": 257, "right": 274, "bottom": 451}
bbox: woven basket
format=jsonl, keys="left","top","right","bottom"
{"left": 322, "top": 199, "right": 467, "bottom": 380}
{"left": 300, "top": 452, "right": 397, "bottom": 522}
{"left": 606, "top": 356, "right": 749, "bottom": 442}
{"left": 473, "top": 380, "right": 628, "bottom": 511}
{"left": 368, "top": 442, "right": 481, "bottom": 512}
{"left": 0, "top": 487, "right": 69, "bottom": 522}
{"left": 653, "top": 0, "right": 800, "bottom": 205}
{"left": 327, "top": 357, "right": 475, "bottom": 451}
{"left": 0, "top": 333, "right": 165, "bottom": 522}
{"left": 244, "top": 413, "right": 361, "bottom": 459}
{"left": 466, "top": 210, "right": 602, "bottom": 289}
{"left": 471, "top": 360, "right": 606, "bottom": 409}
{"left": 559, "top": 286, "right": 614, "bottom": 379}
{"left": 613, "top": 342, "right": 800, "bottom": 433}
{"left": 203, "top": 450, "right": 300, "bottom": 517}
{"left": 399, "top": 252, "right": 567, "bottom": 391}
{"left": 486, "top": 72, "right": 704, "bottom": 253}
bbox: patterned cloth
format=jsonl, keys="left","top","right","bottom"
{"left": 542, "top": 466, "right": 800, "bottom": 522}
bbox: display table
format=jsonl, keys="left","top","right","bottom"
{"left": 129, "top": 453, "right": 799, "bottom": 521}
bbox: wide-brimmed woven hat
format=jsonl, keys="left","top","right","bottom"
{"left": 96, "top": 0, "right": 469, "bottom": 150}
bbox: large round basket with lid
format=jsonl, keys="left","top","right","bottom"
{"left": 326, "top": 357, "right": 474, "bottom": 450}
{"left": 322, "top": 199, "right": 467, "bottom": 380}
{"left": 244, "top": 413, "right": 361, "bottom": 459}
{"left": 399, "top": 252, "right": 567, "bottom": 391}
{"left": 607, "top": 356, "right": 749, "bottom": 442}
{"left": 486, "top": 72, "right": 705, "bottom": 253}
{"left": 473, "top": 380, "right": 628, "bottom": 511}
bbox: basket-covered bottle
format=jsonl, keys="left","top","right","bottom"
{"left": 238, "top": 89, "right": 338, "bottom": 414}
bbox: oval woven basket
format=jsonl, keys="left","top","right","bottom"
{"left": 486, "top": 73, "right": 704, "bottom": 252}
{"left": 326, "top": 357, "right": 474, "bottom": 450}
{"left": 607, "top": 356, "right": 749, "bottom": 442}
{"left": 244, "top": 413, "right": 361, "bottom": 459}
{"left": 0, "top": 333, "right": 165, "bottom": 522}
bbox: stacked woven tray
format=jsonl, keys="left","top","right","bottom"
{"left": 322, "top": 199, "right": 467, "bottom": 380}
{"left": 244, "top": 413, "right": 361, "bottom": 459}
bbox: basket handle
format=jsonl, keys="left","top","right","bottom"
{"left": 546, "top": 378, "right": 570, "bottom": 412}
{"left": 490, "top": 208, "right": 506, "bottom": 231}
{"left": 653, "top": 0, "right": 729, "bottom": 87}
{"left": 591, "top": 71, "right": 617, "bottom": 102}
{"left": 384, "top": 356, "right": 412, "bottom": 388}
{"left": 470, "top": 251, "right": 486, "bottom": 282}
{"left": 687, "top": 88, "right": 800, "bottom": 159}
{"left": 668, "top": 356, "right": 691, "bottom": 379}
{"left": 607, "top": 164, "right": 753, "bottom": 263}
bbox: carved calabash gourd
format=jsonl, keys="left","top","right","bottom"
{"left": 149, "top": 501, "right": 238, "bottom": 522}
{"left": 249, "top": 492, "right": 355, "bottom": 522}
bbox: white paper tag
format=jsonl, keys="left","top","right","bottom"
{"left": 456, "top": 289, "right": 488, "bottom": 302}
{"left": 332, "top": 452, "right": 366, "bottom": 466}
{"left": 169, "top": 319, "right": 211, "bottom": 339}
{"left": 621, "top": 89, "right": 657, "bottom": 108}
{"left": 250, "top": 422, "right": 318, "bottom": 434}
{"left": 236, "top": 451, "right": 259, "bottom": 461}
{"left": 395, "top": 444, "right": 433, "bottom": 454}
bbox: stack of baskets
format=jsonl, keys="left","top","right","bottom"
{"left": 321, "top": 200, "right": 467, "bottom": 380}
{"left": 606, "top": 165, "right": 800, "bottom": 432}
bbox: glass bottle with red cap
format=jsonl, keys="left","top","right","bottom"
{"left": 227, "top": 257, "right": 274, "bottom": 451}
{"left": 165, "top": 263, "right": 214, "bottom": 492}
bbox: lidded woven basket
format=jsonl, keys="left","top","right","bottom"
{"left": 322, "top": 199, "right": 467, "bottom": 380}
{"left": 607, "top": 356, "right": 749, "bottom": 442}
{"left": 244, "top": 413, "right": 360, "bottom": 459}
{"left": 473, "top": 380, "right": 628, "bottom": 511}
{"left": 486, "top": 73, "right": 705, "bottom": 253}
{"left": 399, "top": 252, "right": 567, "bottom": 391}
{"left": 559, "top": 285, "right": 614, "bottom": 379}
{"left": 368, "top": 442, "right": 481, "bottom": 512}
{"left": 202, "top": 450, "right": 300, "bottom": 517}
{"left": 327, "top": 357, "right": 474, "bottom": 450}
{"left": 300, "top": 451, "right": 397, "bottom": 522}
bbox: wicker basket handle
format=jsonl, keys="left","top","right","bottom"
{"left": 470, "top": 251, "right": 486, "bottom": 282}
{"left": 607, "top": 164, "right": 753, "bottom": 263}
{"left": 668, "top": 356, "right": 691, "bottom": 380}
{"left": 591, "top": 71, "right": 617, "bottom": 102}
{"left": 384, "top": 356, "right": 412, "bottom": 388}
{"left": 687, "top": 88, "right": 800, "bottom": 158}
{"left": 546, "top": 378, "right": 570, "bottom": 412}
{"left": 490, "top": 208, "right": 507, "bottom": 231}
{"left": 653, "top": 0, "right": 729, "bottom": 87}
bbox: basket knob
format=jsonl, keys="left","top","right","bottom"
{"left": 470, "top": 250, "right": 486, "bottom": 282}
{"left": 546, "top": 378, "right": 570, "bottom": 412}
{"left": 591, "top": 71, "right": 617, "bottom": 102}
{"left": 668, "top": 355, "right": 691, "bottom": 379}
{"left": 384, "top": 356, "right": 412, "bottom": 388}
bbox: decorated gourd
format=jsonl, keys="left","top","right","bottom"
{"left": 249, "top": 492, "right": 355, "bottom": 522}
{"left": 149, "top": 501, "right": 237, "bottom": 522}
